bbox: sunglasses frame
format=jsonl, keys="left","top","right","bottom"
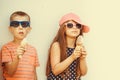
{"left": 10, "top": 21, "right": 30, "bottom": 28}
{"left": 65, "top": 23, "right": 82, "bottom": 29}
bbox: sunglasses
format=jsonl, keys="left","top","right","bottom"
{"left": 66, "top": 23, "right": 82, "bottom": 29}
{"left": 10, "top": 21, "right": 30, "bottom": 28}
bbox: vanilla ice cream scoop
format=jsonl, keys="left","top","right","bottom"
{"left": 76, "top": 35, "right": 83, "bottom": 46}
{"left": 21, "top": 38, "right": 27, "bottom": 47}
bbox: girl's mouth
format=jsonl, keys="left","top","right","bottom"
{"left": 72, "top": 31, "right": 78, "bottom": 33}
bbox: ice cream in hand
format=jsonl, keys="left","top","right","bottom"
{"left": 21, "top": 38, "right": 27, "bottom": 47}
{"left": 76, "top": 35, "right": 83, "bottom": 46}
{"left": 75, "top": 35, "right": 83, "bottom": 50}
{"left": 17, "top": 38, "right": 27, "bottom": 59}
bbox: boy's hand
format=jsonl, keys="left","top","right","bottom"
{"left": 16, "top": 45, "right": 26, "bottom": 59}
{"left": 17, "top": 38, "right": 27, "bottom": 59}
{"left": 17, "top": 46, "right": 26, "bottom": 54}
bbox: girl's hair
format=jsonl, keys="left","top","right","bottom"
{"left": 10, "top": 11, "right": 30, "bottom": 21}
{"left": 46, "top": 21, "right": 83, "bottom": 78}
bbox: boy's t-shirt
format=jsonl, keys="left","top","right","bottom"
{"left": 1, "top": 41, "right": 40, "bottom": 80}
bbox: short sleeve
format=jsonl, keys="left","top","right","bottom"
{"left": 1, "top": 46, "right": 13, "bottom": 63}
{"left": 34, "top": 48, "right": 40, "bottom": 67}
{"left": 35, "top": 53, "right": 40, "bottom": 67}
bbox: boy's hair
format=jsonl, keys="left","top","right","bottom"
{"left": 10, "top": 11, "right": 30, "bottom": 21}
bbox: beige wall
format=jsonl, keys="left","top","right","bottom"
{"left": 0, "top": 0, "right": 120, "bottom": 80}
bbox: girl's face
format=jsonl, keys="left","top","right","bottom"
{"left": 9, "top": 16, "right": 31, "bottom": 40}
{"left": 65, "top": 20, "right": 81, "bottom": 38}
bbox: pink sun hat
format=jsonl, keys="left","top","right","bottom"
{"left": 59, "top": 13, "right": 90, "bottom": 33}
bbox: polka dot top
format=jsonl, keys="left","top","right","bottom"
{"left": 47, "top": 47, "right": 81, "bottom": 80}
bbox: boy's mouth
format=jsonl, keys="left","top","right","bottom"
{"left": 19, "top": 32, "right": 24, "bottom": 34}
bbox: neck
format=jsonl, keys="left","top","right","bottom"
{"left": 12, "top": 38, "right": 23, "bottom": 45}
{"left": 66, "top": 36, "right": 76, "bottom": 48}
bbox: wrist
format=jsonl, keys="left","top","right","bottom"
{"left": 80, "top": 55, "right": 86, "bottom": 60}
{"left": 17, "top": 54, "right": 23, "bottom": 59}
{"left": 71, "top": 53, "right": 77, "bottom": 60}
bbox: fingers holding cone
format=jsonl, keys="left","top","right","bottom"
{"left": 17, "top": 38, "right": 28, "bottom": 59}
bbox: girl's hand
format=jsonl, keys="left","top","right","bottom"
{"left": 80, "top": 46, "right": 87, "bottom": 59}
{"left": 72, "top": 45, "right": 82, "bottom": 60}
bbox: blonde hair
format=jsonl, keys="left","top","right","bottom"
{"left": 10, "top": 11, "right": 30, "bottom": 21}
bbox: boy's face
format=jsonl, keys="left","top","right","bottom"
{"left": 9, "top": 15, "right": 31, "bottom": 40}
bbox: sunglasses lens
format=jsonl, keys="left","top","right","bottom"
{"left": 66, "top": 23, "right": 82, "bottom": 29}
{"left": 67, "top": 23, "right": 73, "bottom": 28}
{"left": 10, "top": 21, "right": 19, "bottom": 27}
{"left": 21, "top": 21, "right": 30, "bottom": 28}
{"left": 10, "top": 21, "right": 30, "bottom": 28}
{"left": 76, "top": 24, "right": 82, "bottom": 29}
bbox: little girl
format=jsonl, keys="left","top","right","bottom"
{"left": 46, "top": 13, "right": 89, "bottom": 80}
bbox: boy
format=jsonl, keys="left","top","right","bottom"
{"left": 1, "top": 11, "right": 39, "bottom": 80}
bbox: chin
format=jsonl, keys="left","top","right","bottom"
{"left": 72, "top": 34, "right": 79, "bottom": 37}
{"left": 17, "top": 37, "right": 25, "bottom": 40}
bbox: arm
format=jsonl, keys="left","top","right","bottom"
{"left": 34, "top": 68, "right": 37, "bottom": 80}
{"left": 0, "top": 68, "right": 4, "bottom": 80}
{"left": 4, "top": 46, "right": 25, "bottom": 76}
{"left": 5, "top": 56, "right": 19, "bottom": 76}
{"left": 50, "top": 42, "right": 80, "bottom": 76}
{"left": 34, "top": 48, "right": 39, "bottom": 80}
{"left": 79, "top": 46, "right": 88, "bottom": 76}
{"left": 80, "top": 58, "right": 87, "bottom": 76}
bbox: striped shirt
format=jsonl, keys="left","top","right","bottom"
{"left": 0, "top": 50, "right": 4, "bottom": 80}
{"left": 1, "top": 41, "right": 39, "bottom": 80}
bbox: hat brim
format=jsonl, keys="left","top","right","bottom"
{"left": 82, "top": 24, "right": 89, "bottom": 33}
{"left": 73, "top": 20, "right": 90, "bottom": 33}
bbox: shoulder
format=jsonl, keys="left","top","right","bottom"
{"left": 1, "top": 41, "right": 13, "bottom": 49}
{"left": 51, "top": 42, "right": 60, "bottom": 49}
{"left": 26, "top": 44, "right": 38, "bottom": 56}
{"left": 51, "top": 42, "right": 60, "bottom": 53}
{"left": 27, "top": 44, "right": 37, "bottom": 52}
{"left": 27, "top": 44, "right": 35, "bottom": 48}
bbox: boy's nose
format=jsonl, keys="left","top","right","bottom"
{"left": 18, "top": 24, "right": 23, "bottom": 28}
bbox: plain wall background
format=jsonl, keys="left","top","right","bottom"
{"left": 0, "top": 0, "right": 120, "bottom": 80}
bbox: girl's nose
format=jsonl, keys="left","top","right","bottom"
{"left": 73, "top": 25, "right": 77, "bottom": 29}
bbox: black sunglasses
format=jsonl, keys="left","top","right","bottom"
{"left": 66, "top": 23, "right": 82, "bottom": 29}
{"left": 10, "top": 21, "right": 30, "bottom": 28}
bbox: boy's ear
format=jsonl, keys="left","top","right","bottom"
{"left": 27, "top": 27, "right": 32, "bottom": 33}
{"left": 9, "top": 26, "right": 12, "bottom": 33}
